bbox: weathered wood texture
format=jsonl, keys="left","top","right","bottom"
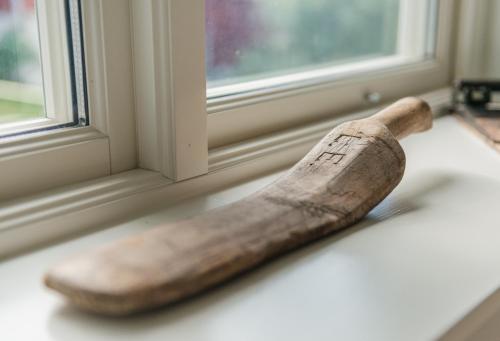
{"left": 457, "top": 107, "right": 500, "bottom": 152}
{"left": 44, "top": 97, "right": 432, "bottom": 316}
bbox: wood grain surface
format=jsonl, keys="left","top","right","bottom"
{"left": 457, "top": 107, "right": 500, "bottom": 152}
{"left": 44, "top": 97, "right": 432, "bottom": 316}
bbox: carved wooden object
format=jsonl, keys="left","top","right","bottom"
{"left": 44, "top": 97, "right": 432, "bottom": 315}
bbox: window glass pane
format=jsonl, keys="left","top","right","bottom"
{"left": 0, "top": 0, "right": 87, "bottom": 135}
{"left": 206, "top": 0, "right": 432, "bottom": 91}
{"left": 0, "top": 0, "right": 43, "bottom": 125}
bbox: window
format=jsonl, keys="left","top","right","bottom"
{"left": 206, "top": 0, "right": 437, "bottom": 97}
{"left": 0, "top": 0, "right": 136, "bottom": 201}
{"left": 207, "top": 0, "right": 398, "bottom": 83}
{"left": 0, "top": 0, "right": 458, "bottom": 256}
{"left": 0, "top": 0, "right": 87, "bottom": 137}
{"left": 206, "top": 0, "right": 451, "bottom": 148}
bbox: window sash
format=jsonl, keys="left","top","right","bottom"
{"left": 131, "top": 0, "right": 208, "bottom": 181}
{"left": 0, "top": 0, "right": 137, "bottom": 202}
{"left": 131, "top": 0, "right": 455, "bottom": 175}
{"left": 207, "top": 0, "right": 438, "bottom": 101}
{"left": 206, "top": 0, "right": 455, "bottom": 148}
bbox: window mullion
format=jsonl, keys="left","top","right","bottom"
{"left": 81, "top": 0, "right": 137, "bottom": 173}
{"left": 131, "top": 0, "right": 208, "bottom": 181}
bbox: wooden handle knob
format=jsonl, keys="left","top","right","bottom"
{"left": 369, "top": 97, "right": 432, "bottom": 140}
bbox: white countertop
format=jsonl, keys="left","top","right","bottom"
{"left": 2, "top": 116, "right": 500, "bottom": 341}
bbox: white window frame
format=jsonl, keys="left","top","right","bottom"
{"left": 131, "top": 0, "right": 456, "bottom": 174}
{"left": 0, "top": 0, "right": 137, "bottom": 201}
{"left": 0, "top": 0, "right": 462, "bottom": 256}
{"left": 0, "top": 0, "right": 457, "bottom": 198}
{"left": 130, "top": 0, "right": 207, "bottom": 181}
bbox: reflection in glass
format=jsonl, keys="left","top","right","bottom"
{"left": 206, "top": 0, "right": 400, "bottom": 88}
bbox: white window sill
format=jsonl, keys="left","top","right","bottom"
{"left": 2, "top": 113, "right": 500, "bottom": 340}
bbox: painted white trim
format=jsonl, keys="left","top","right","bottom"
{"left": 397, "top": 0, "right": 430, "bottom": 58}
{"left": 208, "top": 59, "right": 442, "bottom": 115}
{"left": 81, "top": 0, "right": 137, "bottom": 173}
{"left": 0, "top": 169, "right": 169, "bottom": 236}
{"left": 0, "top": 126, "right": 110, "bottom": 202}
{"left": 0, "top": 88, "right": 451, "bottom": 259}
{"left": 130, "top": 0, "right": 164, "bottom": 173}
{"left": 207, "top": 55, "right": 422, "bottom": 103}
{"left": 208, "top": 61, "right": 451, "bottom": 148}
{"left": 131, "top": 0, "right": 208, "bottom": 181}
{"left": 0, "top": 117, "right": 56, "bottom": 136}
{"left": 0, "top": 125, "right": 105, "bottom": 158}
{"left": 209, "top": 88, "right": 451, "bottom": 172}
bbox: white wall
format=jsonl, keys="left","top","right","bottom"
{"left": 484, "top": 0, "right": 500, "bottom": 77}
{"left": 456, "top": 0, "right": 500, "bottom": 79}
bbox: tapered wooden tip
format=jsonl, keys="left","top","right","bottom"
{"left": 369, "top": 97, "right": 433, "bottom": 140}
